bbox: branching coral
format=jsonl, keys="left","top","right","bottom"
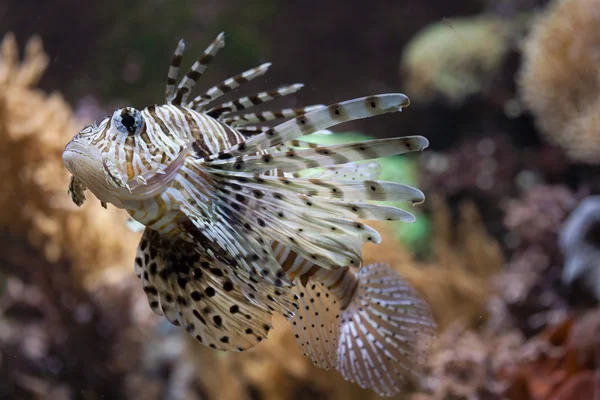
{"left": 411, "top": 307, "right": 600, "bottom": 400}
{"left": 410, "top": 326, "right": 524, "bottom": 400}
{"left": 0, "top": 233, "right": 146, "bottom": 399}
{"left": 0, "top": 32, "right": 139, "bottom": 287}
{"left": 498, "top": 185, "right": 579, "bottom": 334}
{"left": 518, "top": 0, "right": 600, "bottom": 164}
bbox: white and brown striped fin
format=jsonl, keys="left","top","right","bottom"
{"left": 207, "top": 93, "right": 411, "bottom": 162}
{"left": 294, "top": 161, "right": 382, "bottom": 181}
{"left": 271, "top": 242, "right": 437, "bottom": 396}
{"left": 174, "top": 160, "right": 295, "bottom": 289}
{"left": 188, "top": 62, "right": 273, "bottom": 112}
{"left": 223, "top": 105, "right": 326, "bottom": 127}
{"left": 206, "top": 136, "right": 428, "bottom": 174}
{"left": 237, "top": 125, "right": 271, "bottom": 138}
{"left": 206, "top": 83, "right": 306, "bottom": 119}
{"left": 165, "top": 39, "right": 185, "bottom": 101}
{"left": 135, "top": 228, "right": 298, "bottom": 352}
{"left": 336, "top": 262, "right": 436, "bottom": 396}
{"left": 271, "top": 242, "right": 343, "bottom": 370}
{"left": 169, "top": 32, "right": 225, "bottom": 105}
{"left": 198, "top": 164, "right": 423, "bottom": 271}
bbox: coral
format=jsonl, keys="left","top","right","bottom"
{"left": 504, "top": 185, "right": 578, "bottom": 250}
{"left": 502, "top": 309, "right": 600, "bottom": 400}
{"left": 0, "top": 233, "right": 149, "bottom": 399}
{"left": 400, "top": 14, "right": 518, "bottom": 105}
{"left": 518, "top": 0, "right": 600, "bottom": 164}
{"left": 412, "top": 308, "right": 600, "bottom": 400}
{"left": 0, "top": 32, "right": 139, "bottom": 287}
{"left": 499, "top": 185, "right": 579, "bottom": 334}
{"left": 420, "top": 136, "right": 529, "bottom": 244}
{"left": 411, "top": 325, "right": 524, "bottom": 399}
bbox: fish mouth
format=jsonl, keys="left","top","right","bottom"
{"left": 63, "top": 139, "right": 190, "bottom": 201}
{"left": 62, "top": 139, "right": 100, "bottom": 174}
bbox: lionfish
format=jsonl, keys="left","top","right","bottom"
{"left": 63, "top": 33, "right": 436, "bottom": 396}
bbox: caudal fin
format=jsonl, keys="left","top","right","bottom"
{"left": 285, "top": 258, "right": 437, "bottom": 397}
{"left": 336, "top": 262, "right": 436, "bottom": 396}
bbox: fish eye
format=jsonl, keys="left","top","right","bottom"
{"left": 113, "top": 107, "right": 143, "bottom": 135}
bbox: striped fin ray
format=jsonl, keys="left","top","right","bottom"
{"left": 185, "top": 202, "right": 294, "bottom": 290}
{"left": 207, "top": 93, "right": 411, "bottom": 162}
{"left": 268, "top": 243, "right": 342, "bottom": 370}
{"left": 237, "top": 126, "right": 271, "bottom": 138}
{"left": 197, "top": 167, "right": 423, "bottom": 270}
{"left": 188, "top": 62, "right": 272, "bottom": 112}
{"left": 135, "top": 229, "right": 281, "bottom": 351}
{"left": 207, "top": 136, "right": 428, "bottom": 174}
{"left": 237, "top": 129, "right": 333, "bottom": 141}
{"left": 135, "top": 228, "right": 298, "bottom": 352}
{"left": 288, "top": 277, "right": 341, "bottom": 370}
{"left": 169, "top": 32, "right": 225, "bottom": 105}
{"left": 211, "top": 171, "right": 425, "bottom": 204}
{"left": 337, "top": 262, "right": 436, "bottom": 396}
{"left": 271, "top": 242, "right": 437, "bottom": 396}
{"left": 242, "top": 183, "right": 417, "bottom": 222}
{"left": 206, "top": 83, "right": 306, "bottom": 119}
{"left": 175, "top": 162, "right": 294, "bottom": 289}
{"left": 293, "top": 161, "right": 382, "bottom": 181}
{"left": 165, "top": 39, "right": 185, "bottom": 100}
{"left": 223, "top": 105, "right": 326, "bottom": 127}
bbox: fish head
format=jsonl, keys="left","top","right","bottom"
{"left": 63, "top": 106, "right": 189, "bottom": 208}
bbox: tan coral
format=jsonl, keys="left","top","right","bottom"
{"left": 518, "top": 0, "right": 600, "bottom": 164}
{"left": 400, "top": 14, "right": 517, "bottom": 105}
{"left": 0, "top": 32, "right": 139, "bottom": 287}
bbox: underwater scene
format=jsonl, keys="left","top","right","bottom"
{"left": 0, "top": 0, "right": 599, "bottom": 399}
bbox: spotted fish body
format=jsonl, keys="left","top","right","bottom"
{"left": 63, "top": 33, "right": 436, "bottom": 396}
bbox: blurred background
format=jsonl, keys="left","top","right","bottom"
{"left": 0, "top": 0, "right": 599, "bottom": 398}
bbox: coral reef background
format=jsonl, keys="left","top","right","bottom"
{"left": 1, "top": 0, "right": 600, "bottom": 399}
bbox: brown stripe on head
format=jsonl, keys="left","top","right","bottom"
{"left": 124, "top": 135, "right": 136, "bottom": 180}
{"left": 215, "top": 118, "right": 245, "bottom": 148}
{"left": 91, "top": 121, "right": 110, "bottom": 146}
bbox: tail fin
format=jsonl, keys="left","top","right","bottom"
{"left": 336, "top": 262, "right": 436, "bottom": 396}
{"left": 285, "top": 259, "right": 436, "bottom": 397}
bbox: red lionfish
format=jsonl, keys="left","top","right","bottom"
{"left": 63, "top": 33, "right": 436, "bottom": 396}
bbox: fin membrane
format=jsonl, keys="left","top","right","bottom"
{"left": 135, "top": 228, "right": 298, "bottom": 352}
{"left": 336, "top": 262, "right": 437, "bottom": 396}
{"left": 207, "top": 136, "right": 428, "bottom": 174}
